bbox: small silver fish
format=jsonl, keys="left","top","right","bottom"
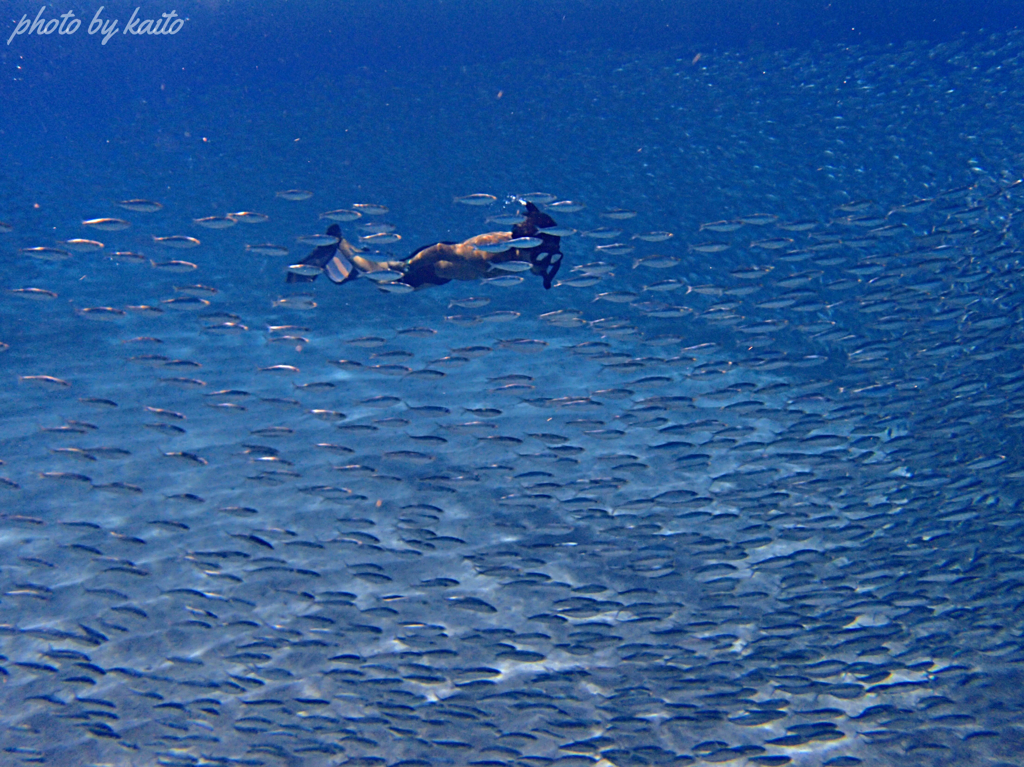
{"left": 20, "top": 375, "right": 71, "bottom": 389}
{"left": 507, "top": 236, "right": 542, "bottom": 248}
{"left": 737, "top": 212, "right": 779, "bottom": 225}
{"left": 449, "top": 296, "right": 491, "bottom": 308}
{"left": 486, "top": 214, "right": 526, "bottom": 226}
{"left": 581, "top": 227, "right": 623, "bottom": 240}
{"left": 595, "top": 243, "right": 634, "bottom": 256}
{"left": 193, "top": 216, "right": 236, "bottom": 229}
{"left": 491, "top": 260, "right": 533, "bottom": 272}
{"left": 10, "top": 288, "right": 58, "bottom": 300}
{"left": 633, "top": 255, "right": 680, "bottom": 269}
{"left": 362, "top": 270, "right": 404, "bottom": 283}
{"left": 247, "top": 244, "right": 290, "bottom": 256}
{"left": 359, "top": 232, "right": 401, "bottom": 245}
{"left": 82, "top": 217, "right": 131, "bottom": 231}
{"left": 273, "top": 295, "right": 317, "bottom": 309}
{"left": 476, "top": 241, "right": 514, "bottom": 254}
{"left": 153, "top": 235, "right": 201, "bottom": 249}
{"left": 454, "top": 193, "right": 497, "bottom": 206}
{"left": 357, "top": 221, "right": 396, "bottom": 233}
{"left": 63, "top": 239, "right": 104, "bottom": 252}
{"left": 601, "top": 208, "right": 637, "bottom": 219}
{"left": 116, "top": 199, "right": 163, "bottom": 213}
{"left": 77, "top": 306, "right": 126, "bottom": 321}
{"left": 296, "top": 234, "right": 339, "bottom": 247}
{"left": 690, "top": 242, "right": 731, "bottom": 253}
{"left": 547, "top": 201, "right": 586, "bottom": 213}
{"left": 276, "top": 189, "right": 313, "bottom": 201}
{"left": 699, "top": 220, "right": 743, "bottom": 232}
{"left": 633, "top": 231, "right": 674, "bottom": 242}
{"left": 227, "top": 211, "right": 270, "bottom": 224}
{"left": 482, "top": 275, "right": 524, "bottom": 287}
{"left": 480, "top": 311, "right": 520, "bottom": 322}
{"left": 173, "top": 284, "right": 217, "bottom": 296}
{"left": 161, "top": 296, "right": 210, "bottom": 310}
{"left": 556, "top": 275, "right": 602, "bottom": 288}
{"left": 519, "top": 192, "right": 557, "bottom": 203}
{"left": 286, "top": 263, "right": 323, "bottom": 277}
{"left": 109, "top": 251, "right": 147, "bottom": 264}
{"left": 20, "top": 247, "right": 72, "bottom": 261}
{"left": 319, "top": 209, "right": 362, "bottom": 222}
{"left": 375, "top": 280, "right": 412, "bottom": 294}
{"left": 150, "top": 259, "right": 198, "bottom": 272}
{"left": 594, "top": 290, "right": 640, "bottom": 303}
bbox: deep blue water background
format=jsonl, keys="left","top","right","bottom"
{"left": 4, "top": 0, "right": 1021, "bottom": 242}
{"left": 4, "top": 1, "right": 1024, "bottom": 164}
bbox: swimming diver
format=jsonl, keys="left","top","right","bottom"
{"left": 286, "top": 202, "right": 564, "bottom": 290}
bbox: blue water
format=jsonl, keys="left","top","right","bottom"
{"left": 3, "top": 2, "right": 1024, "bottom": 766}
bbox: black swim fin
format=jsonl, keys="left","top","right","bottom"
{"left": 515, "top": 202, "right": 562, "bottom": 288}
{"left": 533, "top": 251, "right": 563, "bottom": 289}
{"left": 324, "top": 251, "right": 356, "bottom": 284}
{"left": 286, "top": 224, "right": 344, "bottom": 283}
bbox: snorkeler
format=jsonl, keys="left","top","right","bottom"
{"left": 286, "top": 202, "right": 563, "bottom": 290}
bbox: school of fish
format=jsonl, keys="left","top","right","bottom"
{"left": 2, "top": 29, "right": 1024, "bottom": 767}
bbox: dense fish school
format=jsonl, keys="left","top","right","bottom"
{"left": 3, "top": 29, "right": 1024, "bottom": 767}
